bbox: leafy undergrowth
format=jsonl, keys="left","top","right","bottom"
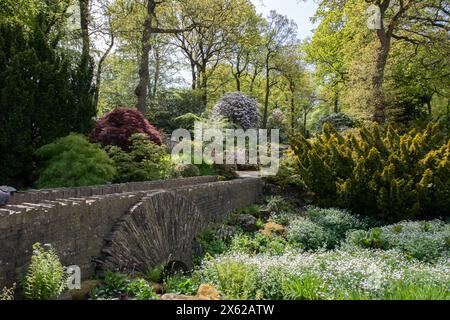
{"left": 90, "top": 197, "right": 450, "bottom": 300}
{"left": 171, "top": 197, "right": 450, "bottom": 300}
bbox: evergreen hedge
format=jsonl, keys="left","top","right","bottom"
{"left": 290, "top": 122, "right": 450, "bottom": 220}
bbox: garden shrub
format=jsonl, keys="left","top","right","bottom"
{"left": 291, "top": 121, "right": 450, "bottom": 220}
{"left": 126, "top": 279, "right": 158, "bottom": 300}
{"left": 229, "top": 233, "right": 291, "bottom": 256}
{"left": 304, "top": 207, "right": 371, "bottom": 247}
{"left": 0, "top": 283, "right": 15, "bottom": 300}
{"left": 345, "top": 220, "right": 450, "bottom": 263}
{"left": 266, "top": 153, "right": 305, "bottom": 189}
{"left": 212, "top": 92, "right": 259, "bottom": 130}
{"left": 174, "top": 164, "right": 200, "bottom": 178}
{"left": 315, "top": 112, "right": 356, "bottom": 132}
{"left": 23, "top": 243, "right": 67, "bottom": 300}
{"left": 199, "top": 259, "right": 260, "bottom": 300}
{"left": 286, "top": 207, "right": 370, "bottom": 250}
{"left": 147, "top": 88, "right": 204, "bottom": 132}
{"left": 0, "top": 22, "right": 95, "bottom": 187}
{"left": 35, "top": 134, "right": 116, "bottom": 188}
{"left": 265, "top": 196, "right": 296, "bottom": 215}
{"left": 286, "top": 218, "right": 328, "bottom": 250}
{"left": 0, "top": 283, "right": 16, "bottom": 301}
{"left": 174, "top": 113, "right": 203, "bottom": 132}
{"left": 91, "top": 107, "right": 162, "bottom": 151}
{"left": 90, "top": 272, "right": 129, "bottom": 299}
{"left": 195, "top": 227, "right": 229, "bottom": 258}
{"left": 164, "top": 273, "right": 198, "bottom": 295}
{"left": 107, "top": 133, "right": 173, "bottom": 183}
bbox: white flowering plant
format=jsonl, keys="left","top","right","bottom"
{"left": 212, "top": 92, "right": 259, "bottom": 130}
{"left": 344, "top": 220, "right": 450, "bottom": 263}
{"left": 195, "top": 249, "right": 449, "bottom": 300}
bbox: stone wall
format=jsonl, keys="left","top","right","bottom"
{"left": 0, "top": 177, "right": 263, "bottom": 288}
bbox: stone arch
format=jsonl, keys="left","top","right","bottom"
{"left": 96, "top": 191, "right": 205, "bottom": 274}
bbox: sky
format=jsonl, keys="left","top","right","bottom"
{"left": 252, "top": 0, "right": 319, "bottom": 39}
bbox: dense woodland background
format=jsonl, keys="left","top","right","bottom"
{"left": 0, "top": 0, "right": 449, "bottom": 187}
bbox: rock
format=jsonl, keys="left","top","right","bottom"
{"left": 0, "top": 186, "right": 16, "bottom": 206}
{"left": 216, "top": 225, "right": 238, "bottom": 240}
{"left": 236, "top": 214, "right": 257, "bottom": 232}
{"left": 152, "top": 283, "right": 164, "bottom": 294}
{"left": 257, "top": 209, "right": 271, "bottom": 220}
{"left": 196, "top": 284, "right": 221, "bottom": 300}
{"left": 161, "top": 293, "right": 199, "bottom": 300}
{"left": 0, "top": 192, "right": 9, "bottom": 206}
{"left": 261, "top": 222, "right": 285, "bottom": 237}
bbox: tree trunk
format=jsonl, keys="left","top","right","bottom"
{"left": 291, "top": 96, "right": 295, "bottom": 132}
{"left": 263, "top": 56, "right": 270, "bottom": 129}
{"left": 249, "top": 65, "right": 259, "bottom": 96}
{"left": 94, "top": 33, "right": 114, "bottom": 110}
{"left": 135, "top": 0, "right": 156, "bottom": 114}
{"left": 333, "top": 91, "right": 339, "bottom": 114}
{"left": 199, "top": 65, "right": 208, "bottom": 110}
{"left": 234, "top": 74, "right": 241, "bottom": 92}
{"left": 191, "top": 62, "right": 197, "bottom": 90}
{"left": 79, "top": 0, "right": 90, "bottom": 57}
{"left": 371, "top": 43, "right": 389, "bottom": 123}
{"left": 289, "top": 81, "right": 295, "bottom": 132}
{"left": 371, "top": 7, "right": 393, "bottom": 124}
{"left": 151, "top": 46, "right": 160, "bottom": 99}
{"left": 303, "top": 110, "right": 307, "bottom": 136}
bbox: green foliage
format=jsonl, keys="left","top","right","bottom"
{"left": 195, "top": 227, "right": 228, "bottom": 258}
{"left": 174, "top": 164, "right": 200, "bottom": 178}
{"left": 0, "top": 21, "right": 95, "bottom": 187}
{"left": 345, "top": 220, "right": 450, "bottom": 263}
{"left": 90, "top": 272, "right": 129, "bottom": 299}
{"left": 147, "top": 264, "right": 166, "bottom": 283}
{"left": 0, "top": 283, "right": 16, "bottom": 300}
{"left": 286, "top": 207, "right": 370, "bottom": 250}
{"left": 315, "top": 113, "right": 356, "bottom": 132}
{"left": 35, "top": 134, "right": 116, "bottom": 188}
{"left": 164, "top": 273, "right": 198, "bottom": 295}
{"left": 126, "top": 279, "right": 158, "bottom": 300}
{"left": 229, "top": 233, "right": 290, "bottom": 255}
{"left": 23, "top": 243, "right": 66, "bottom": 300}
{"left": 107, "top": 133, "right": 174, "bottom": 183}
{"left": 287, "top": 218, "right": 328, "bottom": 250}
{"left": 266, "top": 154, "right": 305, "bottom": 189}
{"left": 147, "top": 89, "right": 204, "bottom": 132}
{"left": 291, "top": 122, "right": 450, "bottom": 220}
{"left": 265, "top": 196, "right": 296, "bottom": 214}
{"left": 200, "top": 259, "right": 259, "bottom": 300}
{"left": 174, "top": 113, "right": 203, "bottom": 132}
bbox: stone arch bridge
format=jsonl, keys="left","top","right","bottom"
{"left": 0, "top": 176, "right": 263, "bottom": 288}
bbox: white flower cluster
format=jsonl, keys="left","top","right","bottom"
{"left": 198, "top": 248, "right": 450, "bottom": 299}
{"left": 346, "top": 220, "right": 450, "bottom": 263}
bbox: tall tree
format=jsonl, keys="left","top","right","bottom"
{"left": 261, "top": 11, "right": 298, "bottom": 128}
{"left": 174, "top": 0, "right": 255, "bottom": 109}
{"left": 133, "top": 0, "right": 194, "bottom": 113}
